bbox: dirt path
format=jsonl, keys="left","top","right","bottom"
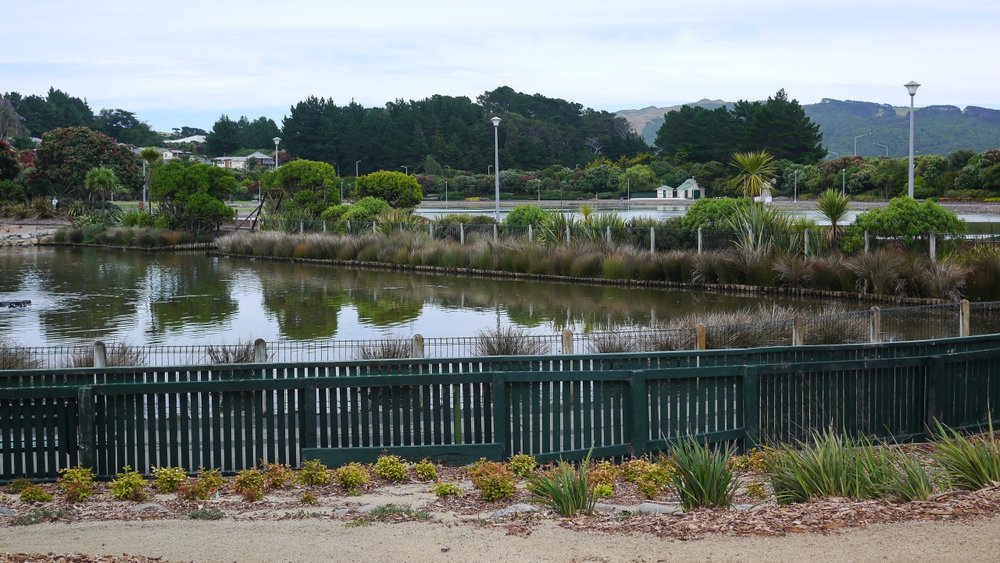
{"left": 3, "top": 516, "right": 1000, "bottom": 562}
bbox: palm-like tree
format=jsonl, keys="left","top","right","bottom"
{"left": 84, "top": 166, "right": 122, "bottom": 202}
{"left": 728, "top": 151, "right": 777, "bottom": 199}
{"left": 816, "top": 189, "right": 850, "bottom": 245}
{"left": 139, "top": 147, "right": 162, "bottom": 210}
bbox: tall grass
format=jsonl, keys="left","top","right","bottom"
{"left": 932, "top": 421, "right": 1000, "bottom": 491}
{"left": 670, "top": 437, "right": 737, "bottom": 511}
{"left": 846, "top": 249, "right": 906, "bottom": 296}
{"left": 527, "top": 456, "right": 596, "bottom": 516}
{"left": 0, "top": 339, "right": 41, "bottom": 370}
{"left": 357, "top": 339, "right": 413, "bottom": 360}
{"left": 206, "top": 340, "right": 258, "bottom": 364}
{"left": 68, "top": 342, "right": 146, "bottom": 367}
{"left": 474, "top": 327, "right": 549, "bottom": 356}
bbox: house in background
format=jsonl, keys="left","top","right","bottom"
{"left": 164, "top": 135, "right": 207, "bottom": 144}
{"left": 212, "top": 151, "right": 275, "bottom": 171}
{"left": 655, "top": 178, "right": 704, "bottom": 200}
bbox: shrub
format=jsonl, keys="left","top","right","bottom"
{"left": 188, "top": 508, "right": 225, "bottom": 520}
{"left": 206, "top": 340, "right": 257, "bottom": 364}
{"left": 843, "top": 197, "right": 964, "bottom": 253}
{"left": 373, "top": 454, "right": 408, "bottom": 482}
{"left": 178, "top": 468, "right": 224, "bottom": 501}
{"left": 845, "top": 249, "right": 906, "bottom": 296}
{"left": 636, "top": 459, "right": 675, "bottom": 499}
{"left": 19, "top": 484, "right": 53, "bottom": 503}
{"left": 7, "top": 477, "right": 31, "bottom": 494}
{"left": 474, "top": 326, "right": 549, "bottom": 356}
{"left": 466, "top": 459, "right": 516, "bottom": 501}
{"left": 432, "top": 482, "right": 463, "bottom": 498}
{"left": 508, "top": 454, "right": 538, "bottom": 479}
{"left": 504, "top": 204, "right": 548, "bottom": 227}
{"left": 527, "top": 458, "right": 596, "bottom": 516}
{"left": 728, "top": 449, "right": 768, "bottom": 474}
{"left": 932, "top": 422, "right": 1000, "bottom": 491}
{"left": 357, "top": 339, "right": 412, "bottom": 360}
{"left": 0, "top": 338, "right": 42, "bottom": 370}
{"left": 298, "top": 459, "right": 333, "bottom": 487}
{"left": 335, "top": 463, "right": 371, "bottom": 495}
{"left": 744, "top": 482, "right": 768, "bottom": 500}
{"left": 412, "top": 459, "right": 438, "bottom": 482}
{"left": 670, "top": 438, "right": 737, "bottom": 511}
{"left": 57, "top": 466, "right": 96, "bottom": 502}
{"left": 261, "top": 462, "right": 296, "bottom": 490}
{"left": 300, "top": 492, "right": 318, "bottom": 505}
{"left": 151, "top": 466, "right": 187, "bottom": 493}
{"left": 109, "top": 465, "right": 148, "bottom": 501}
{"left": 233, "top": 468, "right": 267, "bottom": 501}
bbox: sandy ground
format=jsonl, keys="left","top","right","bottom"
{"left": 3, "top": 515, "right": 1000, "bottom": 562}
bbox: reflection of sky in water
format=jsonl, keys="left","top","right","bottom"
{"left": 0, "top": 247, "right": 856, "bottom": 347}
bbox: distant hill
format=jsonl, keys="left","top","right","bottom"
{"left": 619, "top": 98, "right": 1000, "bottom": 157}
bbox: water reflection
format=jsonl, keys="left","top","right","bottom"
{"left": 0, "top": 247, "right": 848, "bottom": 347}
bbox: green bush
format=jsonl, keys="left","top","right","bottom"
{"left": 467, "top": 459, "right": 516, "bottom": 501}
{"left": 508, "top": 454, "right": 538, "bottom": 479}
{"left": 178, "top": 468, "right": 225, "bottom": 501}
{"left": 19, "top": 484, "right": 53, "bottom": 503}
{"left": 298, "top": 459, "right": 332, "bottom": 487}
{"left": 233, "top": 468, "right": 266, "bottom": 501}
{"left": 151, "top": 466, "right": 187, "bottom": 493}
{"left": 109, "top": 465, "right": 148, "bottom": 501}
{"left": 373, "top": 454, "right": 408, "bottom": 482}
{"left": 354, "top": 170, "right": 422, "bottom": 207}
{"left": 842, "top": 197, "right": 964, "bottom": 253}
{"left": 432, "top": 481, "right": 463, "bottom": 498}
{"left": 57, "top": 466, "right": 96, "bottom": 502}
{"left": 261, "top": 462, "right": 296, "bottom": 490}
{"left": 335, "top": 463, "right": 371, "bottom": 495}
{"left": 412, "top": 459, "right": 438, "bottom": 482}
{"left": 504, "top": 204, "right": 548, "bottom": 227}
{"left": 670, "top": 438, "right": 737, "bottom": 511}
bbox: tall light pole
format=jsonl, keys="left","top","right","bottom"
{"left": 905, "top": 81, "right": 920, "bottom": 198}
{"left": 272, "top": 137, "right": 281, "bottom": 170}
{"left": 874, "top": 142, "right": 889, "bottom": 157}
{"left": 793, "top": 169, "right": 799, "bottom": 202}
{"left": 444, "top": 181, "right": 448, "bottom": 202}
{"left": 400, "top": 165, "right": 408, "bottom": 175}
{"left": 355, "top": 160, "right": 361, "bottom": 178}
{"left": 491, "top": 116, "right": 501, "bottom": 222}
{"left": 854, "top": 131, "right": 872, "bottom": 156}
{"left": 841, "top": 168, "right": 846, "bottom": 196}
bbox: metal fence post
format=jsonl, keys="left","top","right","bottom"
{"left": 253, "top": 339, "right": 268, "bottom": 363}
{"left": 960, "top": 299, "right": 971, "bottom": 337}
{"left": 870, "top": 307, "right": 881, "bottom": 343}
{"left": 93, "top": 341, "right": 107, "bottom": 368}
{"left": 77, "top": 386, "right": 95, "bottom": 470}
{"left": 695, "top": 323, "right": 707, "bottom": 350}
{"left": 372, "top": 221, "right": 377, "bottom": 234}
{"left": 411, "top": 334, "right": 425, "bottom": 358}
{"left": 562, "top": 330, "right": 574, "bottom": 355}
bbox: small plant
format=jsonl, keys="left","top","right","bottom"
{"left": 932, "top": 422, "right": 1000, "bottom": 491}
{"left": 11, "top": 506, "right": 71, "bottom": 526}
{"left": 261, "top": 462, "right": 296, "bottom": 490}
{"left": 891, "top": 452, "right": 933, "bottom": 502}
{"left": 335, "top": 463, "right": 371, "bottom": 495}
{"left": 412, "top": 459, "right": 438, "bottom": 482}
{"left": 467, "top": 459, "right": 516, "bottom": 501}
{"left": 527, "top": 457, "right": 596, "bottom": 516}
{"left": 206, "top": 340, "right": 257, "bottom": 364}
{"left": 474, "top": 326, "right": 549, "bottom": 356}
{"left": 729, "top": 449, "right": 768, "bottom": 473}
{"left": 670, "top": 438, "right": 737, "bottom": 511}
{"left": 508, "top": 454, "right": 538, "bottom": 479}
{"left": 109, "top": 465, "right": 148, "bottom": 501}
{"left": 744, "top": 482, "right": 769, "bottom": 500}
{"left": 151, "top": 466, "right": 187, "bottom": 493}
{"left": 593, "top": 483, "right": 615, "bottom": 498}
{"left": 233, "top": 468, "right": 267, "bottom": 501}
{"left": 373, "top": 454, "right": 409, "bottom": 482}
{"left": 300, "top": 492, "right": 318, "bottom": 505}
{"left": 57, "top": 466, "right": 96, "bottom": 502}
{"left": 188, "top": 508, "right": 225, "bottom": 520}
{"left": 178, "top": 468, "right": 225, "bottom": 501}
{"left": 430, "top": 481, "right": 461, "bottom": 498}
{"left": 349, "top": 504, "right": 431, "bottom": 527}
{"left": 619, "top": 458, "right": 653, "bottom": 483}
{"left": 588, "top": 460, "right": 618, "bottom": 497}
{"left": 7, "top": 477, "right": 32, "bottom": 494}
{"left": 298, "top": 459, "right": 333, "bottom": 487}
{"left": 19, "top": 484, "right": 53, "bottom": 503}
{"left": 357, "top": 340, "right": 412, "bottom": 360}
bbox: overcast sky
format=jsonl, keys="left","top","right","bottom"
{"left": 4, "top": 0, "right": 998, "bottom": 132}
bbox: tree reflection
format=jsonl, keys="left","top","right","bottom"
{"left": 259, "top": 264, "right": 346, "bottom": 339}
{"left": 148, "top": 255, "right": 238, "bottom": 331}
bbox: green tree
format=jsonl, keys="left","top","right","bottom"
{"left": 83, "top": 166, "right": 123, "bottom": 202}
{"left": 150, "top": 162, "right": 237, "bottom": 236}
{"left": 138, "top": 147, "right": 163, "bottom": 206}
{"left": 619, "top": 164, "right": 658, "bottom": 196}
{"left": 95, "top": 109, "right": 160, "bottom": 146}
{"left": 504, "top": 204, "right": 548, "bottom": 226}
{"left": 32, "top": 127, "right": 142, "bottom": 198}
{"left": 353, "top": 170, "right": 422, "bottom": 207}
{"left": 728, "top": 151, "right": 777, "bottom": 198}
{"left": 206, "top": 115, "right": 241, "bottom": 157}
{"left": 261, "top": 159, "right": 340, "bottom": 216}
{"left": 815, "top": 189, "right": 850, "bottom": 244}
{"left": 742, "top": 89, "right": 825, "bottom": 164}
{"left": 843, "top": 196, "right": 964, "bottom": 252}
{"left": 655, "top": 106, "right": 736, "bottom": 163}
{"left": 10, "top": 88, "right": 94, "bottom": 135}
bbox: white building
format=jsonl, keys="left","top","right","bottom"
{"left": 655, "top": 178, "right": 704, "bottom": 200}
{"left": 212, "top": 151, "right": 275, "bottom": 171}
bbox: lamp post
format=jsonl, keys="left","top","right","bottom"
{"left": 793, "top": 169, "right": 799, "bottom": 203}
{"left": 905, "top": 80, "right": 920, "bottom": 198}
{"left": 355, "top": 160, "right": 361, "bottom": 178}
{"left": 491, "top": 116, "right": 501, "bottom": 222}
{"left": 854, "top": 132, "right": 872, "bottom": 156}
{"left": 444, "top": 181, "right": 448, "bottom": 203}
{"left": 400, "top": 165, "right": 408, "bottom": 175}
{"left": 873, "top": 142, "right": 889, "bottom": 157}
{"left": 841, "top": 168, "right": 846, "bottom": 196}
{"left": 487, "top": 165, "right": 493, "bottom": 175}
{"left": 272, "top": 137, "right": 281, "bottom": 170}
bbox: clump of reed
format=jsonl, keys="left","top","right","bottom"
{"left": 474, "top": 326, "right": 549, "bottom": 356}
{"left": 68, "top": 341, "right": 146, "bottom": 367}
{"left": 846, "top": 249, "right": 906, "bottom": 297}
{"left": 356, "top": 339, "right": 413, "bottom": 360}
{"left": 802, "top": 305, "right": 869, "bottom": 345}
{"left": 665, "top": 304, "right": 795, "bottom": 350}
{"left": 0, "top": 338, "right": 42, "bottom": 370}
{"left": 589, "top": 331, "right": 644, "bottom": 353}
{"left": 206, "top": 340, "right": 259, "bottom": 364}
{"left": 959, "top": 243, "right": 1000, "bottom": 301}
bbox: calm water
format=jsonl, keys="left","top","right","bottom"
{"left": 0, "top": 247, "right": 844, "bottom": 348}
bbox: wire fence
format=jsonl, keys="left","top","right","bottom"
{"left": 5, "top": 300, "right": 999, "bottom": 370}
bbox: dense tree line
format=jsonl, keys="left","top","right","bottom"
{"left": 2, "top": 88, "right": 160, "bottom": 146}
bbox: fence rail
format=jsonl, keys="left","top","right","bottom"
{"left": 3, "top": 334, "right": 1000, "bottom": 480}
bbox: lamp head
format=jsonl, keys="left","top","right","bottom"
{"left": 272, "top": 136, "right": 281, "bottom": 145}
{"left": 490, "top": 116, "right": 501, "bottom": 127}
{"left": 904, "top": 81, "right": 920, "bottom": 96}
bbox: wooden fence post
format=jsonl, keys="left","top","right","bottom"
{"left": 253, "top": 339, "right": 268, "bottom": 363}
{"left": 528, "top": 224, "right": 533, "bottom": 242}
{"left": 77, "top": 386, "right": 94, "bottom": 470}
{"left": 650, "top": 227, "right": 656, "bottom": 253}
{"left": 562, "top": 330, "right": 574, "bottom": 355}
{"left": 493, "top": 224, "right": 498, "bottom": 242}
{"left": 695, "top": 323, "right": 707, "bottom": 350}
{"left": 929, "top": 232, "right": 937, "bottom": 263}
{"left": 491, "top": 373, "right": 509, "bottom": 460}
{"left": 629, "top": 371, "right": 649, "bottom": 457}
{"left": 870, "top": 307, "right": 881, "bottom": 344}
{"left": 864, "top": 230, "right": 870, "bottom": 253}
{"left": 299, "top": 381, "right": 318, "bottom": 451}
{"left": 93, "top": 341, "right": 107, "bottom": 368}
{"left": 411, "top": 334, "right": 425, "bottom": 358}
{"left": 960, "top": 299, "right": 971, "bottom": 337}
{"left": 792, "top": 317, "right": 804, "bottom": 346}
{"left": 741, "top": 366, "right": 759, "bottom": 453}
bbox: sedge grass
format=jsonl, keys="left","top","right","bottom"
{"left": 527, "top": 455, "right": 596, "bottom": 516}
{"left": 670, "top": 437, "right": 737, "bottom": 511}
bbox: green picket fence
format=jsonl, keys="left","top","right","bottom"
{"left": 3, "top": 345, "right": 999, "bottom": 480}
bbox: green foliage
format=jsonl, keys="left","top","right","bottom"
{"left": 57, "top": 466, "right": 96, "bottom": 502}
{"left": 151, "top": 466, "right": 187, "bottom": 493}
{"left": 32, "top": 127, "right": 142, "bottom": 198}
{"left": 728, "top": 449, "right": 768, "bottom": 474}
{"left": 262, "top": 160, "right": 340, "bottom": 215}
{"left": 10, "top": 506, "right": 71, "bottom": 526}
{"left": 354, "top": 170, "right": 422, "bottom": 207}
{"left": 342, "top": 196, "right": 391, "bottom": 226}
{"left": 681, "top": 197, "right": 750, "bottom": 230}
{"left": 815, "top": 189, "right": 850, "bottom": 243}
{"left": 261, "top": 462, "right": 296, "bottom": 490}
{"left": 6, "top": 476, "right": 31, "bottom": 494}
{"left": 932, "top": 422, "right": 1000, "bottom": 491}
{"left": 19, "top": 484, "right": 53, "bottom": 503}
{"left": 729, "top": 151, "right": 777, "bottom": 198}
{"left": 233, "top": 468, "right": 266, "bottom": 501}
{"left": 188, "top": 508, "right": 225, "bottom": 520}
{"left": 298, "top": 459, "right": 333, "bottom": 487}
{"left": 0, "top": 139, "right": 19, "bottom": 181}
{"left": 670, "top": 438, "right": 737, "bottom": 511}
{"left": 504, "top": 204, "right": 548, "bottom": 227}
{"left": 178, "top": 468, "right": 225, "bottom": 501}
{"left": 527, "top": 458, "right": 596, "bottom": 516}
{"left": 373, "top": 454, "right": 409, "bottom": 482}
{"left": 119, "top": 209, "right": 156, "bottom": 227}
{"left": 843, "top": 196, "right": 964, "bottom": 252}
{"left": 335, "top": 462, "right": 371, "bottom": 495}
{"left": 412, "top": 459, "right": 438, "bottom": 482}
{"left": 0, "top": 179, "right": 26, "bottom": 202}
{"left": 431, "top": 481, "right": 463, "bottom": 497}
{"left": 109, "top": 465, "right": 148, "bottom": 501}
{"left": 83, "top": 166, "right": 123, "bottom": 202}
{"left": 474, "top": 326, "right": 549, "bottom": 356}
{"left": 508, "top": 454, "right": 538, "bottom": 478}
{"left": 151, "top": 161, "right": 236, "bottom": 236}
{"left": 467, "top": 459, "right": 517, "bottom": 501}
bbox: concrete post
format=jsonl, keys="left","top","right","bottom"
{"left": 494, "top": 224, "right": 498, "bottom": 242}
{"left": 562, "top": 329, "right": 574, "bottom": 355}
{"left": 299, "top": 220, "right": 304, "bottom": 234}
{"left": 93, "top": 341, "right": 107, "bottom": 368}
{"left": 428, "top": 223, "right": 433, "bottom": 238}
{"left": 792, "top": 317, "right": 804, "bottom": 346}
{"left": 870, "top": 307, "right": 881, "bottom": 343}
{"left": 606, "top": 226, "right": 611, "bottom": 243}
{"left": 960, "top": 299, "right": 971, "bottom": 337}
{"left": 697, "top": 227, "right": 703, "bottom": 255}
{"left": 565, "top": 225, "right": 571, "bottom": 243}
{"left": 460, "top": 223, "right": 465, "bottom": 245}
{"left": 253, "top": 338, "right": 268, "bottom": 363}
{"left": 695, "top": 323, "right": 707, "bottom": 350}
{"left": 929, "top": 233, "right": 937, "bottom": 263}
{"left": 864, "top": 230, "right": 870, "bottom": 253}
{"left": 411, "top": 334, "right": 425, "bottom": 358}
{"left": 650, "top": 227, "right": 656, "bottom": 253}
{"left": 372, "top": 221, "right": 377, "bottom": 234}
{"left": 322, "top": 221, "right": 327, "bottom": 233}
{"left": 528, "top": 224, "right": 533, "bottom": 242}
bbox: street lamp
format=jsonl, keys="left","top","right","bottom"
{"left": 854, "top": 132, "right": 872, "bottom": 156}
{"left": 272, "top": 137, "right": 281, "bottom": 169}
{"left": 841, "top": 168, "right": 846, "bottom": 196}
{"left": 355, "top": 160, "right": 361, "bottom": 178}
{"left": 400, "top": 166, "right": 408, "bottom": 175}
{"left": 491, "top": 116, "right": 501, "bottom": 222}
{"left": 793, "top": 169, "right": 800, "bottom": 202}
{"left": 905, "top": 80, "right": 920, "bottom": 198}
{"left": 444, "top": 181, "right": 448, "bottom": 202}
{"left": 873, "top": 142, "right": 889, "bottom": 157}
{"left": 828, "top": 150, "right": 840, "bottom": 160}
{"left": 487, "top": 165, "right": 493, "bottom": 175}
